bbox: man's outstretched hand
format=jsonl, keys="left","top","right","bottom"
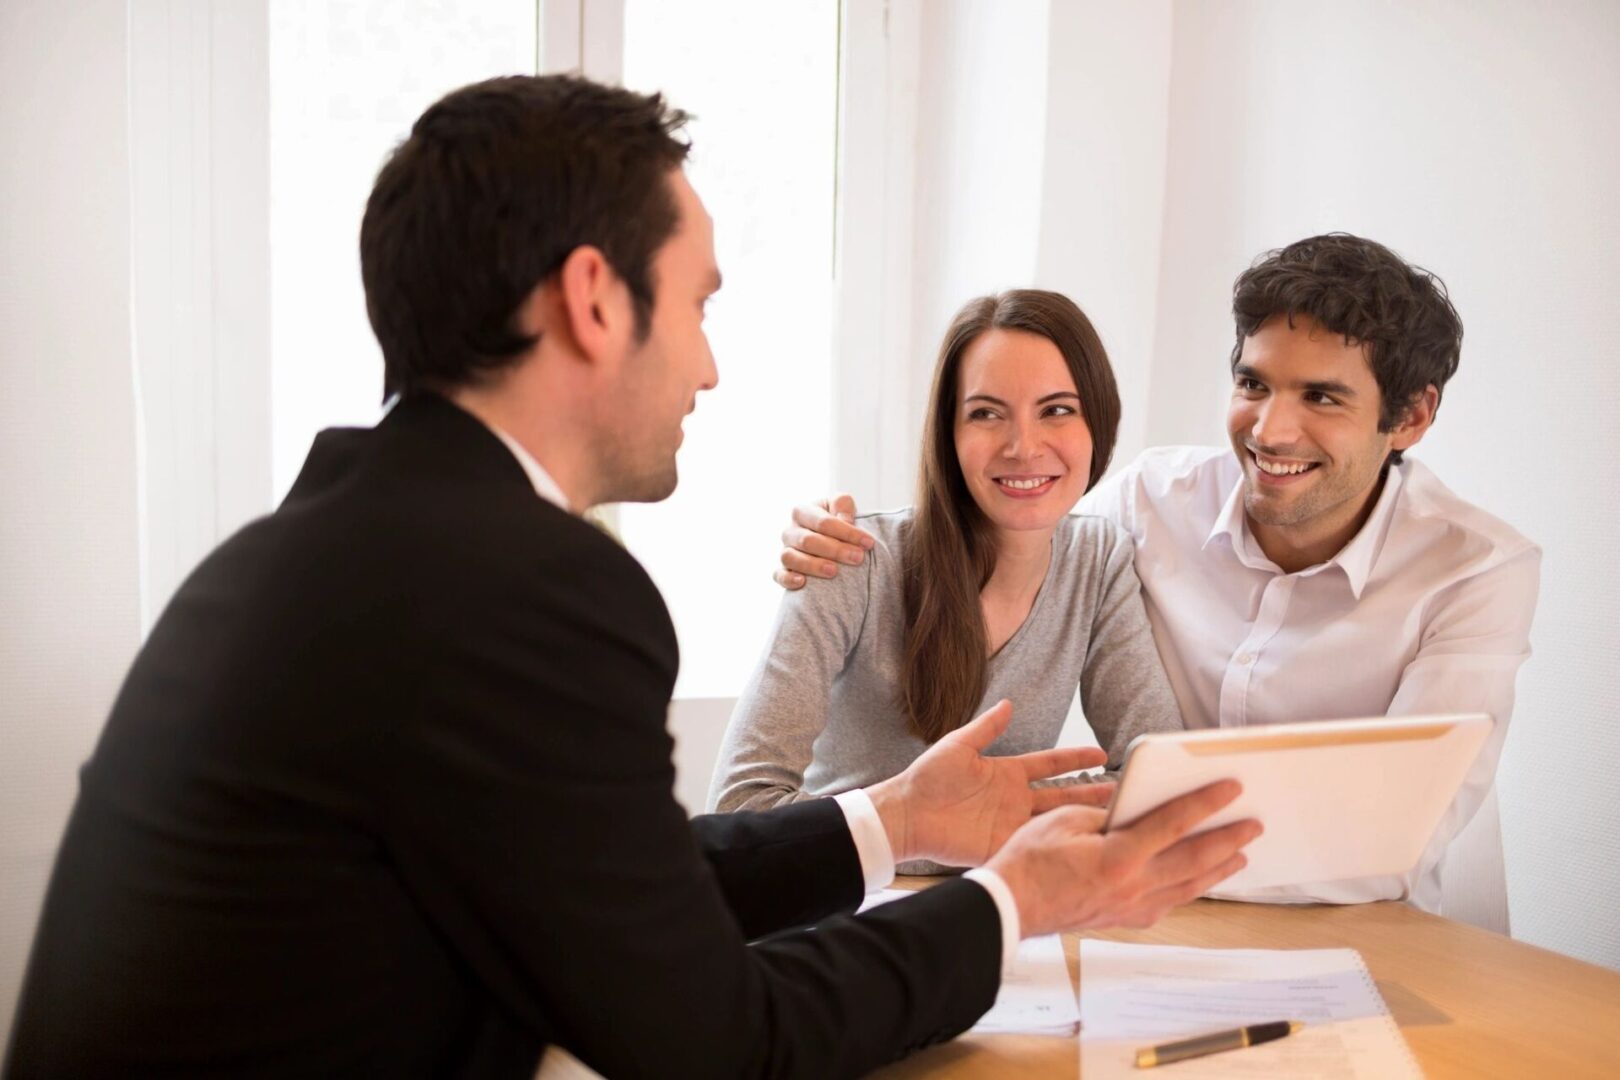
{"left": 866, "top": 699, "right": 1114, "bottom": 869}
{"left": 774, "top": 494, "right": 874, "bottom": 589}
{"left": 988, "top": 782, "right": 1259, "bottom": 936}
{"left": 863, "top": 699, "right": 1260, "bottom": 939}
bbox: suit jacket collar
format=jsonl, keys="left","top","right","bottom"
{"left": 284, "top": 392, "right": 541, "bottom": 511}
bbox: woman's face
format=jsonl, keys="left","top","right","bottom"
{"left": 953, "top": 328, "right": 1094, "bottom": 539}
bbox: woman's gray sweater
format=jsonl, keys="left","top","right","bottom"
{"left": 707, "top": 510, "right": 1182, "bottom": 840}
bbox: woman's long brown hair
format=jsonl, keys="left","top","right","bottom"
{"left": 900, "top": 290, "right": 1120, "bottom": 743}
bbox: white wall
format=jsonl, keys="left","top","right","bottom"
{"left": 269, "top": 0, "right": 535, "bottom": 504}
{"left": 0, "top": 0, "right": 143, "bottom": 1039}
{"left": 1146, "top": 0, "right": 1620, "bottom": 971}
{"left": 908, "top": 0, "right": 1052, "bottom": 398}
{"left": 616, "top": 0, "right": 840, "bottom": 700}
{"left": 831, "top": 0, "right": 923, "bottom": 511}
{"left": 1035, "top": 0, "right": 1173, "bottom": 469}
{"left": 863, "top": 0, "right": 1177, "bottom": 480}
{"left": 131, "top": 1, "right": 273, "bottom": 631}
{"left": 835, "top": 0, "right": 1053, "bottom": 512}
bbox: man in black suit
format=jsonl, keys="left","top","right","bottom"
{"left": 5, "top": 76, "right": 1257, "bottom": 1078}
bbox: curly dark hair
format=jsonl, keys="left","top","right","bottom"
{"left": 361, "top": 75, "right": 691, "bottom": 400}
{"left": 1230, "top": 233, "right": 1462, "bottom": 462}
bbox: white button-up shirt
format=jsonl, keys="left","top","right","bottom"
{"left": 1080, "top": 446, "right": 1541, "bottom": 911}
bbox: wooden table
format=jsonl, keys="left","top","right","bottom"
{"left": 872, "top": 890, "right": 1620, "bottom": 1079}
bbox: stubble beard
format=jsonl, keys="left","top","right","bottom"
{"left": 594, "top": 423, "right": 679, "bottom": 505}
{"left": 1244, "top": 475, "right": 1327, "bottom": 528}
{"left": 1242, "top": 452, "right": 1380, "bottom": 531}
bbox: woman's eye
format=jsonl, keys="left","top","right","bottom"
{"left": 966, "top": 407, "right": 999, "bottom": 421}
{"left": 1044, "top": 404, "right": 1077, "bottom": 418}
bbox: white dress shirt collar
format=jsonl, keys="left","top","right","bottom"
{"left": 1202, "top": 457, "right": 1406, "bottom": 599}
{"left": 481, "top": 421, "right": 573, "bottom": 513}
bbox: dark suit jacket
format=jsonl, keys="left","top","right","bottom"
{"left": 4, "top": 395, "right": 1001, "bottom": 1078}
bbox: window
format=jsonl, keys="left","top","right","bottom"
{"left": 269, "top": 0, "right": 536, "bottom": 500}
{"left": 267, "top": 1, "right": 839, "bottom": 699}
{"left": 617, "top": 2, "right": 839, "bottom": 698}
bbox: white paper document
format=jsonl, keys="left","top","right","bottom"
{"left": 970, "top": 932, "right": 1079, "bottom": 1036}
{"left": 1078, "top": 941, "right": 1422, "bottom": 1079}
{"left": 857, "top": 889, "right": 1079, "bottom": 1037}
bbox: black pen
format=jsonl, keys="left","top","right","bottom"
{"left": 1134, "top": 1020, "right": 1303, "bottom": 1068}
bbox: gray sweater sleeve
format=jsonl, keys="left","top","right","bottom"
{"left": 706, "top": 556, "right": 872, "bottom": 813}
{"left": 1077, "top": 523, "right": 1183, "bottom": 768}
{"left": 708, "top": 515, "right": 1180, "bottom": 822}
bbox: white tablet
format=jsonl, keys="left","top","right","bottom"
{"left": 1104, "top": 714, "right": 1493, "bottom": 891}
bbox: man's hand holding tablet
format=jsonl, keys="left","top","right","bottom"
{"left": 868, "top": 698, "right": 1262, "bottom": 938}
{"left": 988, "top": 780, "right": 1259, "bottom": 937}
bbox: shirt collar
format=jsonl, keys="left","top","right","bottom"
{"left": 1202, "top": 459, "right": 1405, "bottom": 598}
{"left": 1330, "top": 464, "right": 1404, "bottom": 598}
{"left": 482, "top": 421, "right": 572, "bottom": 513}
{"left": 1204, "top": 472, "right": 1250, "bottom": 555}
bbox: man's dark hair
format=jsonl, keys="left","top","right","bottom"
{"left": 1230, "top": 233, "right": 1463, "bottom": 462}
{"left": 361, "top": 75, "right": 691, "bottom": 400}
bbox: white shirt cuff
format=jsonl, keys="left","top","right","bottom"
{"left": 833, "top": 789, "right": 895, "bottom": 893}
{"left": 962, "top": 867, "right": 1022, "bottom": 973}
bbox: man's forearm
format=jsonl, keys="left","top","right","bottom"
{"left": 690, "top": 798, "right": 866, "bottom": 938}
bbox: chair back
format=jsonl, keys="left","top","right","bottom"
{"left": 1439, "top": 785, "right": 1510, "bottom": 934}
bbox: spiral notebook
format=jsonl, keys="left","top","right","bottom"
{"left": 1078, "top": 941, "right": 1422, "bottom": 1078}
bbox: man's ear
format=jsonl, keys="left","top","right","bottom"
{"left": 555, "top": 245, "right": 630, "bottom": 364}
{"left": 1389, "top": 384, "right": 1439, "bottom": 452}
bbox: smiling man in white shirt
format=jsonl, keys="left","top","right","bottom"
{"left": 776, "top": 234, "right": 1540, "bottom": 914}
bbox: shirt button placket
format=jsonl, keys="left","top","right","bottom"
{"left": 1219, "top": 575, "right": 1295, "bottom": 727}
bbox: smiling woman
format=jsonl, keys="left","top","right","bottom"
{"left": 908, "top": 291, "right": 1120, "bottom": 742}
{"left": 707, "top": 290, "right": 1183, "bottom": 869}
